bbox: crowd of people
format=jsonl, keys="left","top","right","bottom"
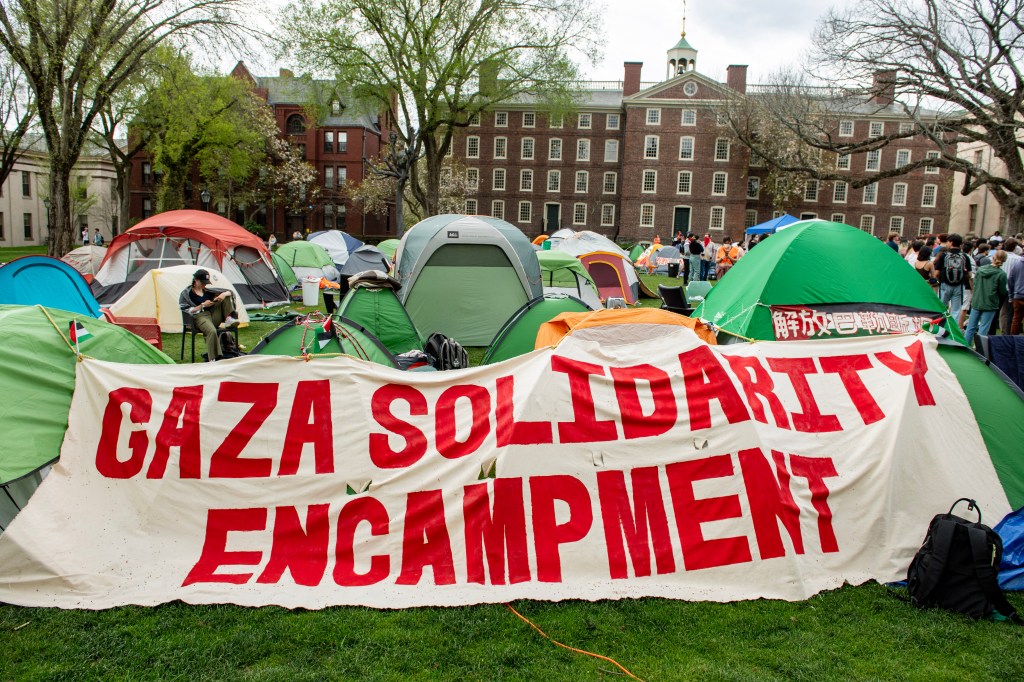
{"left": 670, "top": 231, "right": 750, "bottom": 282}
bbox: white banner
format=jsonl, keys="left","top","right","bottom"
{"left": 0, "top": 330, "right": 1010, "bottom": 609}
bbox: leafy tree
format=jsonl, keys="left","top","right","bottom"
{"left": 346, "top": 151, "right": 468, "bottom": 224}
{"left": 0, "top": 0, "right": 244, "bottom": 255}
{"left": 281, "top": 0, "right": 600, "bottom": 229}
{"left": 0, "top": 57, "right": 35, "bottom": 190}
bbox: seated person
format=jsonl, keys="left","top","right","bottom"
{"left": 178, "top": 269, "right": 238, "bottom": 361}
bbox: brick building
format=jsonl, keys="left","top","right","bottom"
{"left": 129, "top": 62, "right": 396, "bottom": 239}
{"left": 451, "top": 24, "right": 954, "bottom": 242}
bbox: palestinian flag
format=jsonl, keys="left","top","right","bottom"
{"left": 69, "top": 320, "right": 92, "bottom": 348}
{"left": 316, "top": 317, "right": 334, "bottom": 350}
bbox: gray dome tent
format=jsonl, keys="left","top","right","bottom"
{"left": 395, "top": 215, "right": 543, "bottom": 346}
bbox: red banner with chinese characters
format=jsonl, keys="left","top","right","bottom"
{"left": 770, "top": 305, "right": 939, "bottom": 341}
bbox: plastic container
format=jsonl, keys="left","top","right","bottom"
{"left": 667, "top": 262, "right": 680, "bottom": 278}
{"left": 301, "top": 276, "right": 321, "bottom": 306}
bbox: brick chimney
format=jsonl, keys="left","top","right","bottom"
{"left": 623, "top": 62, "right": 643, "bottom": 97}
{"left": 870, "top": 70, "right": 897, "bottom": 106}
{"left": 726, "top": 65, "right": 748, "bottom": 94}
{"left": 479, "top": 60, "right": 499, "bottom": 97}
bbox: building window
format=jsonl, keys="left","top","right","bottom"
{"left": 549, "top": 114, "right": 563, "bottom": 129}
{"left": 493, "top": 168, "right": 506, "bottom": 191}
{"left": 338, "top": 132, "right": 348, "bottom": 153}
{"left": 286, "top": 114, "right": 305, "bottom": 135}
{"left": 466, "top": 136, "right": 480, "bottom": 158}
{"left": 469, "top": 112, "right": 480, "bottom": 126}
{"left": 679, "top": 136, "right": 694, "bottom": 160}
{"left": 604, "top": 140, "right": 619, "bottom": 162}
{"left": 491, "top": 200, "right": 504, "bottom": 220}
{"left": 644, "top": 135, "right": 659, "bottom": 159}
{"left": 889, "top": 216, "right": 904, "bottom": 234}
{"left": 573, "top": 203, "right": 587, "bottom": 226}
{"left": 465, "top": 198, "right": 478, "bottom": 214}
{"left": 325, "top": 167, "right": 334, "bottom": 188}
{"left": 518, "top": 201, "right": 532, "bottom": 223}
{"left": 677, "top": 171, "right": 692, "bottom": 195}
{"left": 142, "top": 162, "right": 152, "bottom": 185}
{"left": 494, "top": 137, "right": 507, "bottom": 159}
{"left": 77, "top": 176, "right": 89, "bottom": 197}
{"left": 839, "top": 120, "right": 854, "bottom": 137}
{"left": 575, "top": 171, "right": 589, "bottom": 193}
{"left": 324, "top": 131, "right": 334, "bottom": 153}
{"left": 837, "top": 154, "right": 851, "bottom": 170}
{"left": 642, "top": 170, "right": 657, "bottom": 193}
{"left": 296, "top": 143, "right": 306, "bottom": 159}
{"left": 866, "top": 150, "right": 881, "bottom": 171}
{"left": 142, "top": 198, "right": 153, "bottom": 219}
{"left": 896, "top": 149, "right": 911, "bottom": 167}
{"left": 892, "top": 182, "right": 908, "bottom": 206}
{"left": 547, "top": 170, "right": 560, "bottom": 192}
{"left": 925, "top": 151, "right": 940, "bottom": 174}
{"left": 338, "top": 166, "right": 347, "bottom": 185}
{"left": 520, "top": 169, "right": 534, "bottom": 192}
{"left": 712, "top": 171, "right": 728, "bottom": 195}
{"left": 860, "top": 215, "right": 875, "bottom": 234}
{"left": 869, "top": 121, "right": 884, "bottom": 137}
{"left": 640, "top": 204, "right": 655, "bottom": 227}
{"left": 331, "top": 100, "right": 342, "bottom": 115}
{"left": 919, "top": 217, "right": 934, "bottom": 235}
{"left": 863, "top": 183, "right": 877, "bottom": 204}
{"left": 21, "top": 171, "right": 30, "bottom": 197}
{"left": 714, "top": 138, "right": 730, "bottom": 161}
{"left": 716, "top": 112, "right": 727, "bottom": 126}
{"left": 646, "top": 108, "right": 661, "bottom": 125}
{"left": 831, "top": 213, "right": 845, "bottom": 223}
{"left": 521, "top": 138, "right": 535, "bottom": 160}
{"left": 833, "top": 181, "right": 848, "bottom": 203}
{"left": 23, "top": 213, "right": 32, "bottom": 240}
{"left": 601, "top": 204, "right": 615, "bottom": 226}
{"left": 681, "top": 109, "right": 697, "bottom": 126}
{"left": 523, "top": 112, "right": 536, "bottom": 127}
{"left": 467, "top": 168, "right": 479, "bottom": 191}
{"left": 710, "top": 206, "right": 725, "bottom": 230}
{"left": 577, "top": 139, "right": 591, "bottom": 162}
{"left": 603, "top": 172, "right": 617, "bottom": 194}
{"left": 749, "top": 153, "right": 765, "bottom": 167}
{"left": 899, "top": 121, "right": 914, "bottom": 134}
{"left": 549, "top": 138, "right": 562, "bottom": 161}
{"left": 578, "top": 113, "right": 592, "bottom": 129}
{"left": 606, "top": 113, "right": 620, "bottom": 130}
{"left": 745, "top": 210, "right": 758, "bottom": 228}
{"left": 799, "top": 212, "right": 818, "bottom": 221}
{"left": 921, "top": 184, "right": 938, "bottom": 208}
{"left": 968, "top": 204, "right": 978, "bottom": 231}
{"left": 495, "top": 111, "right": 508, "bottom": 127}
{"left": 747, "top": 177, "right": 760, "bottom": 199}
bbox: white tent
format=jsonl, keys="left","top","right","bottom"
{"left": 106, "top": 264, "right": 250, "bottom": 333}
{"left": 307, "top": 230, "right": 364, "bottom": 268}
{"left": 552, "top": 230, "right": 630, "bottom": 259}
{"left": 61, "top": 245, "right": 107, "bottom": 276}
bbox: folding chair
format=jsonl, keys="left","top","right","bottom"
{"left": 658, "top": 284, "right": 693, "bottom": 316}
{"left": 181, "top": 308, "right": 239, "bottom": 362}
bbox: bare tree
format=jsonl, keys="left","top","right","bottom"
{"left": 0, "top": 0, "right": 247, "bottom": 256}
{"left": 728, "top": 0, "right": 1024, "bottom": 231}
{"left": 0, "top": 57, "right": 34, "bottom": 189}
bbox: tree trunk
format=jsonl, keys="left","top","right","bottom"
{"left": 117, "top": 162, "right": 131, "bottom": 234}
{"left": 422, "top": 136, "right": 441, "bottom": 216}
{"left": 47, "top": 164, "right": 74, "bottom": 257}
{"left": 158, "top": 163, "right": 189, "bottom": 211}
{"left": 395, "top": 177, "right": 406, "bottom": 238}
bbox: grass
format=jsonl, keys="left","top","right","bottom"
{"left": 5, "top": 250, "right": 1021, "bottom": 678}
{"left": 0, "top": 245, "right": 48, "bottom": 262}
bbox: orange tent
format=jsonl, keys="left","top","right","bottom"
{"left": 535, "top": 308, "right": 717, "bottom": 348}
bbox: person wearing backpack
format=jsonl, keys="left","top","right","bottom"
{"left": 964, "top": 250, "right": 1007, "bottom": 345}
{"left": 933, "top": 233, "right": 972, "bottom": 321}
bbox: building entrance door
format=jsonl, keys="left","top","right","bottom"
{"left": 673, "top": 206, "right": 691, "bottom": 235}
{"left": 545, "top": 203, "right": 561, "bottom": 232}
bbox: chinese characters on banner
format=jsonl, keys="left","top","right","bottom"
{"left": 770, "top": 305, "right": 937, "bottom": 341}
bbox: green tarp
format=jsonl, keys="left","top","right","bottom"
{"left": 694, "top": 221, "right": 962, "bottom": 342}
{"left": 251, "top": 316, "right": 397, "bottom": 367}
{"left": 483, "top": 294, "right": 592, "bottom": 365}
{"left": 0, "top": 305, "right": 174, "bottom": 485}
{"left": 336, "top": 286, "right": 421, "bottom": 355}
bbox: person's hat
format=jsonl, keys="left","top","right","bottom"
{"left": 193, "top": 269, "right": 211, "bottom": 283}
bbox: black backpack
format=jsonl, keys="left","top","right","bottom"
{"left": 906, "top": 498, "right": 1021, "bottom": 622}
{"left": 943, "top": 250, "right": 967, "bottom": 285}
{"left": 424, "top": 333, "right": 468, "bottom": 371}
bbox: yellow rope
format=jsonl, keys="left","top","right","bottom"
{"left": 505, "top": 604, "right": 645, "bottom": 681}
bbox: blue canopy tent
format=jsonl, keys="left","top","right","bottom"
{"left": 746, "top": 214, "right": 799, "bottom": 235}
{"left": 0, "top": 256, "right": 102, "bottom": 317}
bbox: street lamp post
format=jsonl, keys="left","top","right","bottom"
{"left": 200, "top": 189, "right": 211, "bottom": 212}
{"left": 42, "top": 198, "right": 51, "bottom": 247}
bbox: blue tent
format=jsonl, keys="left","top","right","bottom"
{"left": 746, "top": 214, "right": 799, "bottom": 235}
{"left": 0, "top": 256, "right": 102, "bottom": 317}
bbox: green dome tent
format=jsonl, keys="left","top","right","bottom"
{"left": 251, "top": 315, "right": 398, "bottom": 368}
{"left": 377, "top": 239, "right": 401, "bottom": 261}
{"left": 694, "top": 220, "right": 964, "bottom": 343}
{"left": 395, "top": 215, "right": 543, "bottom": 346}
{"left": 537, "top": 250, "right": 602, "bottom": 309}
{"left": 0, "top": 305, "right": 174, "bottom": 529}
{"left": 274, "top": 240, "right": 335, "bottom": 282}
{"left": 483, "top": 293, "right": 593, "bottom": 365}
{"left": 335, "top": 284, "right": 421, "bottom": 355}
{"left": 270, "top": 251, "right": 298, "bottom": 290}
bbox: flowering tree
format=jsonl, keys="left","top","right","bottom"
{"left": 345, "top": 152, "right": 468, "bottom": 224}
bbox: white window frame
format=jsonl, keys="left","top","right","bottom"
{"left": 604, "top": 139, "right": 619, "bottom": 162}
{"left": 860, "top": 215, "right": 875, "bottom": 234}
{"left": 575, "top": 170, "right": 589, "bottom": 193}
{"left": 466, "top": 136, "right": 480, "bottom": 159}
{"left": 830, "top": 213, "right": 846, "bottom": 224}
{"left": 547, "top": 170, "right": 560, "bottom": 192}
{"left": 466, "top": 168, "right": 479, "bottom": 191}
{"left": 837, "top": 154, "right": 851, "bottom": 170}
{"left": 866, "top": 150, "right": 881, "bottom": 171}
{"left": 681, "top": 109, "right": 697, "bottom": 126}
{"left": 518, "top": 201, "right": 532, "bottom": 224}
{"left": 549, "top": 114, "right": 563, "bottom": 129}
{"left": 744, "top": 210, "right": 758, "bottom": 228}
{"left": 573, "top": 202, "right": 587, "bottom": 226}
{"left": 577, "top": 139, "right": 591, "bottom": 162}
{"left": 679, "top": 136, "right": 694, "bottom": 161}
{"left": 492, "top": 168, "right": 506, "bottom": 191}
{"left": 710, "top": 206, "right": 725, "bottom": 230}
{"left": 520, "top": 169, "right": 533, "bottom": 192}
{"left": 578, "top": 113, "right": 592, "bottom": 129}
{"left": 677, "top": 171, "right": 692, "bottom": 195}
{"left": 863, "top": 183, "right": 878, "bottom": 204}
{"left": 646, "top": 108, "right": 661, "bottom": 125}
{"left": 549, "top": 138, "right": 562, "bottom": 161}
{"left": 896, "top": 149, "right": 910, "bottom": 168}
{"left": 602, "top": 172, "right": 617, "bottom": 194}
{"left": 925, "top": 151, "right": 940, "bottom": 174}
{"left": 869, "top": 121, "right": 884, "bottom": 137}
{"left": 493, "top": 137, "right": 507, "bottom": 160}
{"left": 491, "top": 199, "right": 504, "bottom": 220}
{"left": 642, "top": 169, "right": 657, "bottom": 193}
{"left": 712, "top": 171, "right": 728, "bottom": 196}
{"left": 600, "top": 203, "right": 615, "bottom": 227}
{"left": 469, "top": 112, "right": 481, "bottom": 126}
{"left": 839, "top": 120, "right": 854, "bottom": 137}
{"left": 922, "top": 184, "right": 938, "bottom": 208}
{"left": 892, "top": 182, "right": 908, "bottom": 206}
{"left": 919, "top": 217, "right": 934, "bottom": 235}
{"left": 644, "top": 135, "right": 659, "bottom": 160}
{"left": 889, "top": 216, "right": 904, "bottom": 234}
{"left": 521, "top": 137, "right": 535, "bottom": 160}
{"left": 523, "top": 112, "right": 536, "bottom": 128}
{"left": 606, "top": 113, "right": 620, "bottom": 130}
{"left": 495, "top": 111, "right": 508, "bottom": 127}
{"left": 899, "top": 121, "right": 914, "bottom": 135}
{"left": 833, "top": 181, "right": 848, "bottom": 203}
{"left": 640, "top": 203, "right": 655, "bottom": 227}
{"left": 746, "top": 176, "right": 760, "bottom": 200}
{"left": 714, "top": 137, "right": 730, "bottom": 161}
{"left": 465, "top": 198, "right": 478, "bottom": 214}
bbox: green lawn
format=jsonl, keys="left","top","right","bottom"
{"left": 0, "top": 245, "right": 48, "bottom": 261}
{"left": 4, "top": 254, "right": 1021, "bottom": 679}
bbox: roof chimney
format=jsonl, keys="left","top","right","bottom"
{"left": 870, "top": 70, "right": 897, "bottom": 106}
{"left": 279, "top": 68, "right": 294, "bottom": 78}
{"left": 623, "top": 62, "right": 643, "bottom": 97}
{"left": 479, "top": 60, "right": 499, "bottom": 97}
{"left": 726, "top": 65, "right": 747, "bottom": 94}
